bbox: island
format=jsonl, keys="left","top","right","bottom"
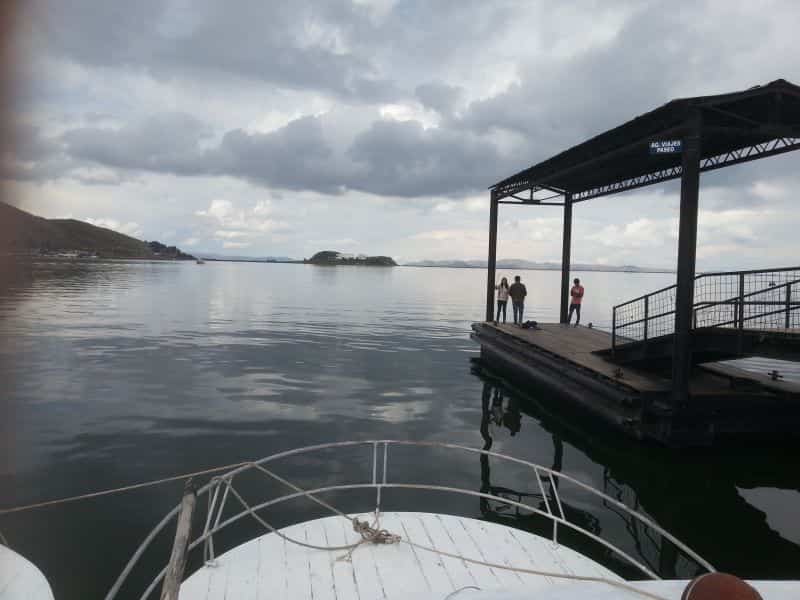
{"left": 305, "top": 250, "right": 397, "bottom": 266}
{"left": 0, "top": 201, "right": 195, "bottom": 260}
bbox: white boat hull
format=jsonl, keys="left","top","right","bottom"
{"left": 179, "top": 512, "right": 800, "bottom": 600}
{"left": 0, "top": 545, "right": 55, "bottom": 600}
{"left": 179, "top": 512, "right": 623, "bottom": 600}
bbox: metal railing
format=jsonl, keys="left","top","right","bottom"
{"left": 612, "top": 267, "right": 800, "bottom": 352}
{"left": 106, "top": 441, "right": 713, "bottom": 600}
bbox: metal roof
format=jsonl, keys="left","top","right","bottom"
{"left": 491, "top": 79, "right": 800, "bottom": 202}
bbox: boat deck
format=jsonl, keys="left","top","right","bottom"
{"left": 177, "top": 512, "right": 799, "bottom": 600}
{"left": 179, "top": 512, "right": 621, "bottom": 600}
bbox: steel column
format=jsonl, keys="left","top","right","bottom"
{"left": 559, "top": 193, "right": 573, "bottom": 323}
{"left": 737, "top": 273, "right": 745, "bottom": 354}
{"left": 671, "top": 122, "right": 702, "bottom": 409}
{"left": 486, "top": 191, "right": 499, "bottom": 321}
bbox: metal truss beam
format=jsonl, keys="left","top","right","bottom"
{"left": 497, "top": 200, "right": 564, "bottom": 206}
{"left": 492, "top": 180, "right": 566, "bottom": 201}
{"left": 571, "top": 137, "right": 800, "bottom": 203}
{"left": 503, "top": 190, "right": 564, "bottom": 205}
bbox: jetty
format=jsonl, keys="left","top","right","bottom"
{"left": 472, "top": 79, "right": 800, "bottom": 446}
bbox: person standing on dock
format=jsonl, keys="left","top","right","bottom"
{"left": 509, "top": 275, "right": 527, "bottom": 325}
{"left": 495, "top": 277, "right": 510, "bottom": 323}
{"left": 568, "top": 278, "right": 584, "bottom": 326}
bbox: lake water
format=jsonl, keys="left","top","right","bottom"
{"left": 1, "top": 260, "right": 798, "bottom": 599}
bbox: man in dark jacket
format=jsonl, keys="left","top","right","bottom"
{"left": 508, "top": 275, "right": 527, "bottom": 325}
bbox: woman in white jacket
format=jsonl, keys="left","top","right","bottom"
{"left": 495, "top": 277, "right": 510, "bottom": 323}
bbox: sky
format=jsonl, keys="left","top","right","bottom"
{"left": 4, "top": 0, "right": 800, "bottom": 268}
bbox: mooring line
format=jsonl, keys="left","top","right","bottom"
{"left": 0, "top": 461, "right": 252, "bottom": 515}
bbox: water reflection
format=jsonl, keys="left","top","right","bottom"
{"left": 472, "top": 371, "right": 800, "bottom": 580}
{"left": 479, "top": 382, "right": 576, "bottom": 523}
{"left": 2, "top": 260, "right": 799, "bottom": 599}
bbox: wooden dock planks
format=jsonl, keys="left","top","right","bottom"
{"left": 486, "top": 323, "right": 671, "bottom": 393}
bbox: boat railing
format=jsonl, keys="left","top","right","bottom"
{"left": 105, "top": 440, "right": 714, "bottom": 600}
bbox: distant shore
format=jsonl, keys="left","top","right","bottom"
{"left": 12, "top": 254, "right": 679, "bottom": 274}
{"left": 401, "top": 263, "right": 674, "bottom": 274}
{"left": 202, "top": 257, "right": 303, "bottom": 264}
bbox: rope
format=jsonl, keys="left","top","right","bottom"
{"left": 444, "top": 586, "right": 481, "bottom": 599}
{"left": 403, "top": 539, "right": 671, "bottom": 600}
{"left": 249, "top": 463, "right": 353, "bottom": 522}
{"left": 224, "top": 483, "right": 361, "bottom": 553}
{"left": 226, "top": 480, "right": 402, "bottom": 556}
{"left": 0, "top": 461, "right": 252, "bottom": 516}
{"left": 352, "top": 516, "right": 401, "bottom": 545}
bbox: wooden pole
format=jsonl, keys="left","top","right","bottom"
{"left": 486, "top": 191, "right": 499, "bottom": 322}
{"left": 160, "top": 479, "right": 197, "bottom": 600}
{"left": 559, "top": 194, "right": 573, "bottom": 323}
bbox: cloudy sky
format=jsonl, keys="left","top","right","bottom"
{"left": 5, "top": 0, "right": 800, "bottom": 267}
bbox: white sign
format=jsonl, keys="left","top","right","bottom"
{"left": 649, "top": 140, "right": 682, "bottom": 154}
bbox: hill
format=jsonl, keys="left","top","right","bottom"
{"left": 0, "top": 202, "right": 193, "bottom": 259}
{"left": 306, "top": 250, "right": 396, "bottom": 266}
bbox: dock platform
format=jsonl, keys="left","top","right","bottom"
{"left": 471, "top": 322, "right": 800, "bottom": 446}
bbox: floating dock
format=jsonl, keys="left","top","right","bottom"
{"left": 471, "top": 322, "right": 800, "bottom": 446}
{"left": 476, "top": 79, "right": 800, "bottom": 447}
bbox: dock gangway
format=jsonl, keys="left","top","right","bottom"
{"left": 605, "top": 267, "right": 800, "bottom": 365}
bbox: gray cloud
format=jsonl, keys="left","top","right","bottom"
{"left": 26, "top": 0, "right": 401, "bottom": 102}
{"left": 53, "top": 111, "right": 507, "bottom": 197}
{"left": 415, "top": 82, "right": 463, "bottom": 115}
{"left": 348, "top": 119, "right": 504, "bottom": 196}
{"left": 61, "top": 113, "right": 335, "bottom": 187}
{"left": 63, "top": 112, "right": 211, "bottom": 174}
{"left": 8, "top": 0, "right": 800, "bottom": 266}
{"left": 21, "top": 0, "right": 800, "bottom": 198}
{"left": 1, "top": 122, "right": 71, "bottom": 182}
{"left": 214, "top": 116, "right": 348, "bottom": 193}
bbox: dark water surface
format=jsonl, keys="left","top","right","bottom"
{"left": 1, "top": 260, "right": 798, "bottom": 599}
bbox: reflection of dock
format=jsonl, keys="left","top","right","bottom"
{"left": 474, "top": 375, "right": 800, "bottom": 578}
{"left": 472, "top": 322, "right": 800, "bottom": 446}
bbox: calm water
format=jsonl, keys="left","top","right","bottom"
{"left": 1, "top": 260, "right": 798, "bottom": 599}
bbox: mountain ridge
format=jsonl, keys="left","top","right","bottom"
{"left": 0, "top": 202, "right": 194, "bottom": 259}
{"left": 402, "top": 258, "right": 673, "bottom": 273}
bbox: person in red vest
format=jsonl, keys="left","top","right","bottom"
{"left": 568, "top": 277, "right": 584, "bottom": 326}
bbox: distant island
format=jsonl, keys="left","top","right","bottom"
{"left": 403, "top": 258, "right": 672, "bottom": 273}
{"left": 306, "top": 250, "right": 397, "bottom": 266}
{"left": 0, "top": 201, "right": 195, "bottom": 260}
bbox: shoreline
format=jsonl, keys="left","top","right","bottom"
{"left": 11, "top": 255, "right": 677, "bottom": 273}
